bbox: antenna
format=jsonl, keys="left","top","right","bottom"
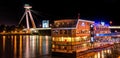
{"left": 77, "top": 13, "right": 80, "bottom": 19}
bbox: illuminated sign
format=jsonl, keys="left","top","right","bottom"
{"left": 42, "top": 20, "right": 49, "bottom": 28}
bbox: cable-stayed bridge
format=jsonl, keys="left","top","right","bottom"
{"left": 18, "top": 4, "right": 51, "bottom": 34}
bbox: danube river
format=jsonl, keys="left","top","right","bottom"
{"left": 0, "top": 35, "right": 120, "bottom": 58}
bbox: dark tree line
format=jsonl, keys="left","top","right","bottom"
{"left": 0, "top": 24, "right": 24, "bottom": 33}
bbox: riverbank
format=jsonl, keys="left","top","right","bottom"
{"left": 0, "top": 30, "right": 51, "bottom": 36}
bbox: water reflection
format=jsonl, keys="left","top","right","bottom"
{"left": 19, "top": 35, "right": 22, "bottom": 58}
{"left": 0, "top": 35, "right": 51, "bottom": 58}
{"left": 1, "top": 35, "right": 120, "bottom": 58}
{"left": 24, "top": 35, "right": 30, "bottom": 58}
{"left": 2, "top": 36, "right": 6, "bottom": 52}
{"left": 14, "top": 36, "right": 17, "bottom": 58}
{"left": 76, "top": 46, "right": 120, "bottom": 58}
{"left": 39, "top": 36, "right": 42, "bottom": 54}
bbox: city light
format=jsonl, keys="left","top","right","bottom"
{"left": 101, "top": 22, "right": 105, "bottom": 26}
{"left": 1, "top": 1, "right": 120, "bottom": 58}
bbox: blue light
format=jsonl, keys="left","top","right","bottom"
{"left": 91, "top": 37, "right": 94, "bottom": 42}
{"left": 81, "top": 22, "right": 85, "bottom": 26}
{"left": 91, "top": 24, "right": 93, "bottom": 27}
{"left": 42, "top": 20, "right": 49, "bottom": 28}
{"left": 106, "top": 24, "right": 110, "bottom": 27}
{"left": 96, "top": 34, "right": 99, "bottom": 36}
{"left": 96, "top": 34, "right": 106, "bottom": 36}
{"left": 101, "top": 22, "right": 105, "bottom": 26}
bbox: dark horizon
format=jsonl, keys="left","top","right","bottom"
{"left": 0, "top": 0, "right": 120, "bottom": 26}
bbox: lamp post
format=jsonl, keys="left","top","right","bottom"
{"left": 110, "top": 21, "right": 112, "bottom": 26}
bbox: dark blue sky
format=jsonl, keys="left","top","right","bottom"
{"left": 0, "top": 0, "right": 120, "bottom": 26}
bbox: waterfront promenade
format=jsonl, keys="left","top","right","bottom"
{"left": 0, "top": 32, "right": 32, "bottom": 35}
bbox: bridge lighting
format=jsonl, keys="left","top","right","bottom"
{"left": 30, "top": 28, "right": 35, "bottom": 31}
{"left": 33, "top": 30, "right": 38, "bottom": 33}
{"left": 19, "top": 4, "right": 36, "bottom": 30}
{"left": 2, "top": 30, "right": 6, "bottom": 33}
{"left": 24, "top": 4, "right": 32, "bottom": 9}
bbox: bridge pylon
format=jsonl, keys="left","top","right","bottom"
{"left": 19, "top": 4, "right": 36, "bottom": 33}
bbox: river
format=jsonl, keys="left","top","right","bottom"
{"left": 0, "top": 35, "right": 120, "bottom": 58}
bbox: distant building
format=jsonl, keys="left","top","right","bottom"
{"left": 42, "top": 20, "right": 49, "bottom": 28}
{"left": 51, "top": 19, "right": 94, "bottom": 57}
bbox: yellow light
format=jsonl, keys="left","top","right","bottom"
{"left": 3, "top": 30, "right": 6, "bottom": 33}
{"left": 3, "top": 36, "right": 6, "bottom": 52}
{"left": 98, "top": 52, "right": 100, "bottom": 58}
{"left": 82, "top": 36, "right": 87, "bottom": 39}
{"left": 75, "top": 37, "right": 80, "bottom": 41}
{"left": 14, "top": 31, "right": 17, "bottom": 33}
{"left": 19, "top": 31, "right": 22, "bottom": 33}
{"left": 52, "top": 44, "right": 55, "bottom": 47}
{"left": 11, "top": 31, "right": 13, "bottom": 33}
{"left": 52, "top": 37, "right": 55, "bottom": 41}
{"left": 66, "top": 37, "right": 71, "bottom": 42}
{"left": 61, "top": 37, "right": 64, "bottom": 41}
{"left": 83, "top": 43, "right": 87, "bottom": 47}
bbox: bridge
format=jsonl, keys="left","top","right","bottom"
{"left": 18, "top": 4, "right": 120, "bottom": 36}
{"left": 22, "top": 28, "right": 51, "bottom": 34}
{"left": 109, "top": 26, "right": 120, "bottom": 29}
{"left": 18, "top": 4, "right": 51, "bottom": 34}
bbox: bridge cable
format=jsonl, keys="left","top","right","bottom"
{"left": 18, "top": 12, "right": 26, "bottom": 25}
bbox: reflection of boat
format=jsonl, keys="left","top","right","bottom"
{"left": 77, "top": 52, "right": 96, "bottom": 58}
{"left": 93, "top": 44, "right": 113, "bottom": 52}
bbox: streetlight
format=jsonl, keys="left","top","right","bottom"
{"left": 115, "top": 30, "right": 117, "bottom": 32}
{"left": 110, "top": 21, "right": 112, "bottom": 25}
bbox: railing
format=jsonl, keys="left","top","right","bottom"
{"left": 52, "top": 41, "right": 88, "bottom": 45}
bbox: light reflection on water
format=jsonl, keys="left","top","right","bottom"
{"left": 0, "top": 35, "right": 120, "bottom": 58}
{"left": 2, "top": 36, "right": 6, "bottom": 52}
{"left": 0, "top": 35, "right": 52, "bottom": 58}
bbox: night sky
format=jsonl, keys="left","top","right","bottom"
{"left": 0, "top": 0, "right": 120, "bottom": 26}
